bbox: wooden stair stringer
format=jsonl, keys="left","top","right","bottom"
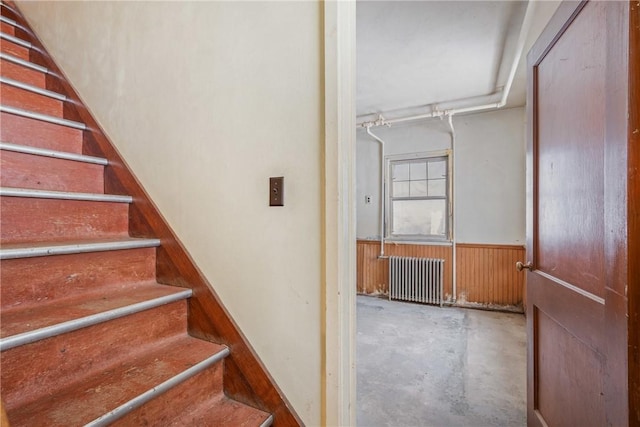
{"left": 4, "top": 2, "right": 302, "bottom": 425}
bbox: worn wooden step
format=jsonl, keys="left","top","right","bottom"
{"left": 1, "top": 54, "right": 48, "bottom": 88}
{"left": 0, "top": 112, "right": 83, "bottom": 152}
{"left": 0, "top": 189, "right": 130, "bottom": 244}
{"left": 164, "top": 396, "right": 273, "bottom": 427}
{"left": 0, "top": 10, "right": 27, "bottom": 31}
{"left": 0, "top": 237, "right": 160, "bottom": 260}
{"left": 0, "top": 16, "right": 16, "bottom": 35}
{"left": 0, "top": 283, "right": 190, "bottom": 345}
{"left": 0, "top": 3, "right": 20, "bottom": 21}
{"left": 4, "top": 334, "right": 227, "bottom": 427}
{"left": 0, "top": 32, "right": 30, "bottom": 60}
{"left": 0, "top": 142, "right": 107, "bottom": 165}
{"left": 1, "top": 149, "right": 104, "bottom": 193}
{"left": 1, "top": 247, "right": 157, "bottom": 311}
{"left": 1, "top": 77, "right": 65, "bottom": 116}
{"left": 117, "top": 368, "right": 273, "bottom": 427}
{"left": 95, "top": 350, "right": 233, "bottom": 427}
{"left": 0, "top": 282, "right": 191, "bottom": 346}
{"left": 1, "top": 105, "right": 84, "bottom": 129}
{"left": 1, "top": 295, "right": 192, "bottom": 409}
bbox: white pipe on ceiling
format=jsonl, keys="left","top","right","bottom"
{"left": 357, "top": 0, "right": 537, "bottom": 128}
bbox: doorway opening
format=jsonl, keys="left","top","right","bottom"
{"left": 353, "top": 1, "right": 560, "bottom": 424}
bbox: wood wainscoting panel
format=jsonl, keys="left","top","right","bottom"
{"left": 356, "top": 241, "right": 525, "bottom": 309}
{"left": 356, "top": 240, "right": 453, "bottom": 300}
{"left": 455, "top": 243, "right": 525, "bottom": 307}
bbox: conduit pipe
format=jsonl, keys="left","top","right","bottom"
{"left": 365, "top": 125, "right": 387, "bottom": 259}
{"left": 357, "top": 0, "right": 537, "bottom": 128}
{"left": 447, "top": 114, "right": 457, "bottom": 303}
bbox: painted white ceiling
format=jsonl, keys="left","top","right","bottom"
{"left": 356, "top": 0, "right": 561, "bottom": 119}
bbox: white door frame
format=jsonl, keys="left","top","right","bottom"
{"left": 323, "top": 1, "right": 357, "bottom": 426}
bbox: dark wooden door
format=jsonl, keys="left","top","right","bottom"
{"left": 526, "top": 1, "right": 638, "bottom": 426}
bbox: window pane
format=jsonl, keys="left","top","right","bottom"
{"left": 409, "top": 180, "right": 427, "bottom": 197}
{"left": 409, "top": 162, "right": 427, "bottom": 180}
{"left": 392, "top": 163, "right": 409, "bottom": 181}
{"left": 392, "top": 199, "right": 446, "bottom": 236}
{"left": 393, "top": 181, "right": 409, "bottom": 197}
{"left": 428, "top": 159, "right": 447, "bottom": 179}
{"left": 428, "top": 179, "right": 446, "bottom": 197}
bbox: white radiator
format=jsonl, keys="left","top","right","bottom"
{"left": 389, "top": 256, "right": 445, "bottom": 306}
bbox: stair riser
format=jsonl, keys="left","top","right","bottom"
{"left": 1, "top": 248, "right": 157, "bottom": 310}
{"left": 1, "top": 21, "right": 14, "bottom": 35}
{"left": 1, "top": 84, "right": 63, "bottom": 116}
{"left": 114, "top": 362, "right": 224, "bottom": 426}
{"left": 0, "top": 59, "right": 46, "bottom": 88}
{"left": 0, "top": 39, "right": 28, "bottom": 60}
{"left": 0, "top": 197, "right": 129, "bottom": 244}
{"left": 0, "top": 112, "right": 83, "bottom": 152}
{"left": 162, "top": 397, "right": 272, "bottom": 427}
{"left": 1, "top": 300, "right": 189, "bottom": 410}
{"left": 1, "top": 150, "right": 104, "bottom": 193}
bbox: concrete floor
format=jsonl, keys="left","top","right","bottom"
{"left": 357, "top": 295, "right": 526, "bottom": 427}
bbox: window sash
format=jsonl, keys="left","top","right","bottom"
{"left": 387, "top": 154, "right": 450, "bottom": 240}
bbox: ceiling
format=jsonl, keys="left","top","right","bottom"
{"left": 356, "top": 0, "right": 561, "bottom": 120}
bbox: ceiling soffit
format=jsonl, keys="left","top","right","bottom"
{"left": 356, "top": 0, "right": 558, "bottom": 121}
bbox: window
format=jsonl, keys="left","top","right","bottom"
{"left": 387, "top": 153, "right": 449, "bottom": 240}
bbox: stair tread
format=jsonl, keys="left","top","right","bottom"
{"left": 0, "top": 237, "right": 157, "bottom": 249}
{"left": 0, "top": 111, "right": 83, "bottom": 152}
{"left": 0, "top": 186, "right": 130, "bottom": 202}
{"left": 0, "top": 142, "right": 108, "bottom": 165}
{"left": 7, "top": 335, "right": 227, "bottom": 427}
{"left": 0, "top": 31, "right": 31, "bottom": 48}
{"left": 1, "top": 247, "right": 158, "bottom": 310}
{"left": 0, "top": 104, "right": 86, "bottom": 129}
{"left": 166, "top": 394, "right": 273, "bottom": 427}
{"left": 1, "top": 282, "right": 188, "bottom": 338}
{"left": 0, "top": 76, "right": 66, "bottom": 100}
{"left": 0, "top": 52, "right": 48, "bottom": 73}
{"left": 1, "top": 81, "right": 64, "bottom": 117}
{"left": 1, "top": 147, "right": 105, "bottom": 194}
{"left": 0, "top": 14, "right": 25, "bottom": 33}
{"left": 0, "top": 237, "right": 161, "bottom": 260}
{"left": 0, "top": 4, "right": 20, "bottom": 19}
{"left": 0, "top": 14, "right": 16, "bottom": 26}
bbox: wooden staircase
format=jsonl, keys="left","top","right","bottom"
{"left": 0, "top": 3, "right": 295, "bottom": 426}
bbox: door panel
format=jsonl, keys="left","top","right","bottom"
{"left": 535, "top": 308, "right": 604, "bottom": 427}
{"left": 525, "top": 1, "right": 627, "bottom": 426}
{"left": 529, "top": 272, "right": 603, "bottom": 355}
{"left": 535, "top": 0, "right": 606, "bottom": 299}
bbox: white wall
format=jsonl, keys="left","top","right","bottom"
{"left": 357, "top": 107, "right": 525, "bottom": 245}
{"left": 18, "top": 2, "right": 323, "bottom": 424}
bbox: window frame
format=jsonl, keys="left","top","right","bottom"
{"left": 385, "top": 150, "right": 452, "bottom": 242}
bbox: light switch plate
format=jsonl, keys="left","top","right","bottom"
{"left": 270, "top": 177, "right": 284, "bottom": 206}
